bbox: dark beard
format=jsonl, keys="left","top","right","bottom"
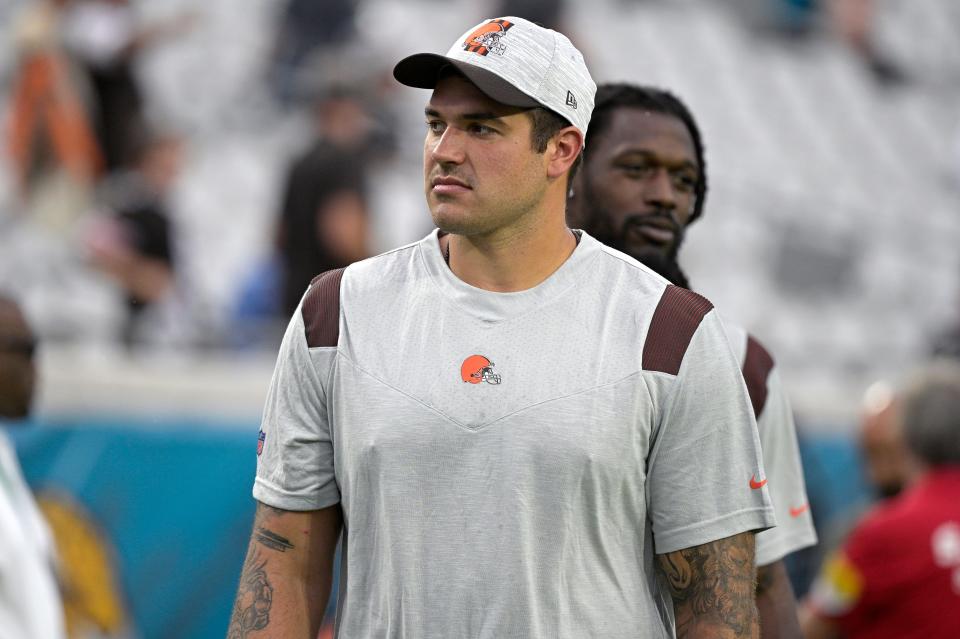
{"left": 583, "top": 205, "right": 685, "bottom": 263}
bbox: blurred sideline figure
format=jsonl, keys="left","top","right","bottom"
{"left": 83, "top": 132, "right": 183, "bottom": 346}
{"left": 568, "top": 83, "right": 818, "bottom": 637}
{"left": 801, "top": 361, "right": 960, "bottom": 638}
{"left": 800, "top": 381, "right": 916, "bottom": 603}
{"left": 276, "top": 88, "right": 373, "bottom": 318}
{"left": 858, "top": 382, "right": 914, "bottom": 500}
{"left": 6, "top": 0, "right": 103, "bottom": 233}
{"left": 0, "top": 295, "right": 67, "bottom": 639}
{"left": 63, "top": 0, "right": 195, "bottom": 171}
{"left": 232, "top": 87, "right": 381, "bottom": 349}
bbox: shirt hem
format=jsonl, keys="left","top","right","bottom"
{"left": 654, "top": 506, "right": 776, "bottom": 554}
{"left": 756, "top": 528, "right": 819, "bottom": 566}
{"left": 253, "top": 476, "right": 341, "bottom": 511}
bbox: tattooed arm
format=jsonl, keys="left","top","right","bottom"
{"left": 227, "top": 502, "right": 342, "bottom": 639}
{"left": 755, "top": 560, "right": 802, "bottom": 639}
{"left": 656, "top": 531, "right": 760, "bottom": 639}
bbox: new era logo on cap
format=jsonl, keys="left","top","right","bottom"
{"left": 566, "top": 90, "right": 577, "bottom": 109}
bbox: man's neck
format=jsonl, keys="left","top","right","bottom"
{"left": 441, "top": 216, "right": 578, "bottom": 293}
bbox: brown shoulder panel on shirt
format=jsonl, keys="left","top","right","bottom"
{"left": 743, "top": 334, "right": 775, "bottom": 419}
{"left": 642, "top": 285, "right": 714, "bottom": 375}
{"left": 302, "top": 268, "right": 345, "bottom": 348}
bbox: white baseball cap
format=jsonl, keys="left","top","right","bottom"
{"left": 393, "top": 16, "right": 596, "bottom": 142}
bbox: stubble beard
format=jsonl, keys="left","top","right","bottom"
{"left": 581, "top": 189, "right": 685, "bottom": 263}
{"left": 429, "top": 184, "right": 545, "bottom": 241}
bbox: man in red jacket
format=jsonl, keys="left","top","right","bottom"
{"left": 802, "top": 361, "right": 960, "bottom": 638}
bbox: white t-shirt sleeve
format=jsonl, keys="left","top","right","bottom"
{"left": 754, "top": 366, "right": 818, "bottom": 565}
{"left": 253, "top": 306, "right": 340, "bottom": 511}
{"left": 646, "top": 311, "right": 776, "bottom": 555}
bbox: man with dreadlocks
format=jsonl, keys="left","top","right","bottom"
{"left": 569, "top": 83, "right": 818, "bottom": 638}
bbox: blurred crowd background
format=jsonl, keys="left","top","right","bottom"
{"left": 0, "top": 0, "right": 958, "bottom": 637}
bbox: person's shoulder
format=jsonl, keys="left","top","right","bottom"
{"left": 300, "top": 267, "right": 346, "bottom": 348}
{"left": 590, "top": 240, "right": 673, "bottom": 293}
{"left": 639, "top": 283, "right": 716, "bottom": 376}
{"left": 741, "top": 330, "right": 777, "bottom": 417}
{"left": 341, "top": 238, "right": 424, "bottom": 288}
{"left": 298, "top": 239, "right": 423, "bottom": 346}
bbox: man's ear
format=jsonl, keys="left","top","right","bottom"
{"left": 546, "top": 126, "right": 583, "bottom": 180}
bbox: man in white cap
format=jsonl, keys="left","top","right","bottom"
{"left": 228, "top": 17, "right": 775, "bottom": 638}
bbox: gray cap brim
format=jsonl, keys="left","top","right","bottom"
{"left": 393, "top": 53, "right": 540, "bottom": 108}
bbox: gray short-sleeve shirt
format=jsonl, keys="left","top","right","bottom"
{"left": 723, "top": 322, "right": 818, "bottom": 566}
{"left": 254, "top": 230, "right": 775, "bottom": 638}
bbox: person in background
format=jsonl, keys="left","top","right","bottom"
{"left": 0, "top": 295, "right": 67, "bottom": 639}
{"left": 7, "top": 0, "right": 102, "bottom": 232}
{"left": 568, "top": 82, "right": 818, "bottom": 637}
{"left": 84, "top": 132, "right": 182, "bottom": 346}
{"left": 858, "top": 381, "right": 914, "bottom": 500}
{"left": 801, "top": 360, "right": 960, "bottom": 638}
{"left": 275, "top": 87, "right": 374, "bottom": 318}
{"left": 63, "top": 0, "right": 195, "bottom": 171}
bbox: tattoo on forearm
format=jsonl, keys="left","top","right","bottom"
{"left": 657, "top": 532, "right": 758, "bottom": 638}
{"left": 227, "top": 549, "right": 274, "bottom": 639}
{"left": 256, "top": 527, "right": 294, "bottom": 552}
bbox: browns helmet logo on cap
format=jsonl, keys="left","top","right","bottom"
{"left": 461, "top": 354, "right": 502, "bottom": 385}
{"left": 462, "top": 18, "right": 514, "bottom": 57}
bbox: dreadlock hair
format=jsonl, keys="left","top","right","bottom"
{"left": 584, "top": 83, "right": 707, "bottom": 224}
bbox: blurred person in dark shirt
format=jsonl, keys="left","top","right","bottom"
{"left": 801, "top": 361, "right": 960, "bottom": 638}
{"left": 63, "top": 0, "right": 195, "bottom": 171}
{"left": 0, "top": 295, "right": 67, "bottom": 638}
{"left": 276, "top": 88, "right": 374, "bottom": 317}
{"left": 84, "top": 132, "right": 182, "bottom": 345}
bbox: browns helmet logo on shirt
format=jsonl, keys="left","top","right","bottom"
{"left": 461, "top": 354, "right": 501, "bottom": 385}
{"left": 462, "top": 18, "right": 514, "bottom": 56}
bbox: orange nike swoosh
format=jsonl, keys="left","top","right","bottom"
{"left": 790, "top": 504, "right": 809, "bottom": 518}
{"left": 749, "top": 475, "right": 768, "bottom": 490}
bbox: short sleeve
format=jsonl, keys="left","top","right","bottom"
{"left": 754, "top": 365, "right": 818, "bottom": 565}
{"left": 253, "top": 297, "right": 340, "bottom": 511}
{"left": 646, "top": 309, "right": 776, "bottom": 554}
